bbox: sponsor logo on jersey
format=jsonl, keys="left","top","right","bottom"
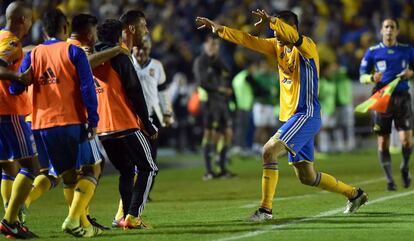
{"left": 38, "top": 67, "right": 59, "bottom": 85}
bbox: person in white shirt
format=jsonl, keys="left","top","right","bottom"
{"left": 132, "top": 34, "right": 173, "bottom": 131}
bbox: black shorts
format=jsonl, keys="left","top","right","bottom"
{"left": 202, "top": 101, "right": 232, "bottom": 131}
{"left": 373, "top": 91, "right": 413, "bottom": 135}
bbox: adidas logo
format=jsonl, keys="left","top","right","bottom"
{"left": 38, "top": 67, "right": 59, "bottom": 85}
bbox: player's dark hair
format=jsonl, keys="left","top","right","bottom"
{"left": 72, "top": 14, "right": 98, "bottom": 34}
{"left": 119, "top": 10, "right": 145, "bottom": 29}
{"left": 42, "top": 9, "right": 67, "bottom": 37}
{"left": 382, "top": 17, "right": 399, "bottom": 29}
{"left": 276, "top": 10, "right": 299, "bottom": 30}
{"left": 97, "top": 19, "right": 123, "bottom": 44}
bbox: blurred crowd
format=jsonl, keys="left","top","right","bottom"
{"left": 1, "top": 0, "right": 414, "bottom": 153}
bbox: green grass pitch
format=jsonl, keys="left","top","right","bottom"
{"left": 4, "top": 149, "right": 414, "bottom": 240}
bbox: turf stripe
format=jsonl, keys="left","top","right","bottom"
{"left": 215, "top": 189, "right": 414, "bottom": 241}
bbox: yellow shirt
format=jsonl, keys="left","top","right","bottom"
{"left": 218, "top": 19, "right": 320, "bottom": 121}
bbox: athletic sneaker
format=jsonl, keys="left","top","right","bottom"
{"left": 343, "top": 188, "right": 368, "bottom": 214}
{"left": 62, "top": 218, "right": 86, "bottom": 237}
{"left": 112, "top": 217, "right": 125, "bottom": 228}
{"left": 401, "top": 170, "right": 411, "bottom": 188}
{"left": 247, "top": 208, "right": 273, "bottom": 222}
{"left": 83, "top": 225, "right": 103, "bottom": 237}
{"left": 0, "top": 219, "right": 37, "bottom": 239}
{"left": 87, "top": 215, "right": 110, "bottom": 230}
{"left": 123, "top": 214, "right": 149, "bottom": 229}
{"left": 387, "top": 182, "right": 397, "bottom": 191}
{"left": 218, "top": 171, "right": 237, "bottom": 179}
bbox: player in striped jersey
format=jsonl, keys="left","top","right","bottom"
{"left": 196, "top": 9, "right": 368, "bottom": 221}
{"left": 0, "top": 2, "right": 39, "bottom": 239}
{"left": 22, "top": 13, "right": 122, "bottom": 231}
{"left": 12, "top": 9, "right": 102, "bottom": 237}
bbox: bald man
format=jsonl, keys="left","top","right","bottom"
{"left": 0, "top": 2, "right": 39, "bottom": 239}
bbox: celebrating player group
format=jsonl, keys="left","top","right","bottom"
{"left": 0, "top": 0, "right": 413, "bottom": 239}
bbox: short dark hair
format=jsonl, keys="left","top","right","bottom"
{"left": 97, "top": 19, "right": 123, "bottom": 44}
{"left": 276, "top": 10, "right": 299, "bottom": 30}
{"left": 42, "top": 9, "right": 67, "bottom": 37}
{"left": 119, "top": 10, "right": 145, "bottom": 28}
{"left": 382, "top": 17, "right": 399, "bottom": 29}
{"left": 72, "top": 14, "right": 98, "bottom": 34}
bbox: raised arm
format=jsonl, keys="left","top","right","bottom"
{"left": 196, "top": 16, "right": 277, "bottom": 57}
{"left": 252, "top": 9, "right": 317, "bottom": 59}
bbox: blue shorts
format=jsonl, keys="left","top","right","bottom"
{"left": 29, "top": 123, "right": 57, "bottom": 177}
{"left": 273, "top": 114, "right": 321, "bottom": 163}
{"left": 0, "top": 115, "right": 34, "bottom": 162}
{"left": 33, "top": 124, "right": 101, "bottom": 176}
{"left": 76, "top": 136, "right": 103, "bottom": 168}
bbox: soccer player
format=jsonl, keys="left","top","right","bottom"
{"left": 0, "top": 2, "right": 39, "bottom": 239}
{"left": 95, "top": 18, "right": 158, "bottom": 229}
{"left": 14, "top": 9, "right": 102, "bottom": 237}
{"left": 23, "top": 13, "right": 120, "bottom": 231}
{"left": 193, "top": 34, "right": 234, "bottom": 180}
{"left": 196, "top": 9, "right": 368, "bottom": 221}
{"left": 359, "top": 18, "right": 414, "bottom": 191}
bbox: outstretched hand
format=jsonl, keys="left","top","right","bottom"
{"left": 195, "top": 17, "right": 223, "bottom": 33}
{"left": 251, "top": 9, "right": 272, "bottom": 26}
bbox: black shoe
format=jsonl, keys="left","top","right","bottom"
{"left": 87, "top": 215, "right": 110, "bottom": 230}
{"left": 387, "top": 182, "right": 397, "bottom": 191}
{"left": 0, "top": 219, "right": 37, "bottom": 239}
{"left": 402, "top": 170, "right": 412, "bottom": 188}
{"left": 218, "top": 171, "right": 237, "bottom": 179}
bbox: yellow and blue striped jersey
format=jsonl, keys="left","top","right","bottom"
{"left": 218, "top": 19, "right": 320, "bottom": 121}
{"left": 0, "top": 29, "right": 22, "bottom": 69}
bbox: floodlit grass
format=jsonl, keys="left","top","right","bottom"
{"left": 4, "top": 149, "right": 414, "bottom": 240}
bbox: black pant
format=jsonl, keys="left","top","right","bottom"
{"left": 100, "top": 130, "right": 157, "bottom": 217}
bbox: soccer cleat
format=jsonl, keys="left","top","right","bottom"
{"left": 387, "top": 182, "right": 397, "bottom": 191}
{"left": 218, "top": 171, "right": 237, "bottom": 179}
{"left": 0, "top": 219, "right": 37, "bottom": 239}
{"left": 87, "top": 215, "right": 110, "bottom": 230}
{"left": 247, "top": 208, "right": 273, "bottom": 222}
{"left": 62, "top": 218, "right": 86, "bottom": 237}
{"left": 123, "top": 214, "right": 149, "bottom": 229}
{"left": 401, "top": 170, "right": 411, "bottom": 188}
{"left": 112, "top": 217, "right": 125, "bottom": 228}
{"left": 343, "top": 188, "right": 368, "bottom": 214}
{"left": 202, "top": 172, "right": 216, "bottom": 181}
{"left": 83, "top": 225, "right": 103, "bottom": 237}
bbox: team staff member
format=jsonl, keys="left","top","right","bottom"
{"left": 196, "top": 9, "right": 368, "bottom": 221}
{"left": 95, "top": 18, "right": 158, "bottom": 229}
{"left": 360, "top": 18, "right": 414, "bottom": 191}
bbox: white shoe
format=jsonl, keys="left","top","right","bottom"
{"left": 343, "top": 188, "right": 368, "bottom": 214}
{"left": 247, "top": 208, "right": 273, "bottom": 222}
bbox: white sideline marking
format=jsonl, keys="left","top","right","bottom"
{"left": 239, "top": 177, "right": 386, "bottom": 209}
{"left": 215, "top": 190, "right": 414, "bottom": 241}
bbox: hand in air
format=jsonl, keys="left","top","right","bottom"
{"left": 251, "top": 9, "right": 272, "bottom": 26}
{"left": 195, "top": 17, "right": 223, "bottom": 34}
